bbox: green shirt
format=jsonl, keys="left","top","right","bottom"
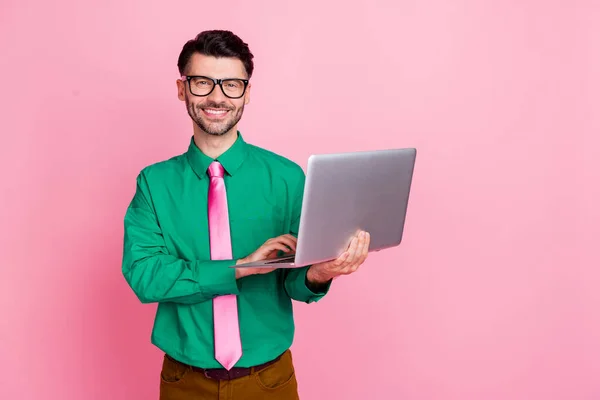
{"left": 122, "top": 132, "right": 330, "bottom": 368}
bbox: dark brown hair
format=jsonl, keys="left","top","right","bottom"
{"left": 177, "top": 30, "right": 254, "bottom": 78}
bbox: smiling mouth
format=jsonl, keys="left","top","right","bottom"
{"left": 201, "top": 108, "right": 230, "bottom": 119}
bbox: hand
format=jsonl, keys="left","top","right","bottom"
{"left": 306, "top": 230, "right": 370, "bottom": 284}
{"left": 235, "top": 234, "right": 297, "bottom": 279}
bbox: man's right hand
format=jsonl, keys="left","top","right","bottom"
{"left": 235, "top": 234, "right": 297, "bottom": 279}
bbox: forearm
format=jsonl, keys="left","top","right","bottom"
{"left": 305, "top": 266, "right": 333, "bottom": 293}
{"left": 123, "top": 253, "right": 240, "bottom": 304}
{"left": 283, "top": 266, "right": 331, "bottom": 303}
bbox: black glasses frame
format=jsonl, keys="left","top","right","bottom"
{"left": 182, "top": 75, "right": 249, "bottom": 99}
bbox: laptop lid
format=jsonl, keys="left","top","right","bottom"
{"left": 293, "top": 148, "right": 416, "bottom": 267}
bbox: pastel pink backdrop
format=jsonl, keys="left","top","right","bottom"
{"left": 1, "top": 1, "right": 599, "bottom": 399}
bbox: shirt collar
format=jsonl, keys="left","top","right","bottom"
{"left": 186, "top": 131, "right": 249, "bottom": 179}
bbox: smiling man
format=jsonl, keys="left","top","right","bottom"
{"left": 122, "top": 30, "right": 370, "bottom": 400}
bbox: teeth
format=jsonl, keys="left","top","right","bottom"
{"left": 204, "top": 109, "right": 227, "bottom": 115}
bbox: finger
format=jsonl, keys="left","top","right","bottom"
{"left": 266, "top": 234, "right": 297, "bottom": 243}
{"left": 354, "top": 252, "right": 368, "bottom": 269}
{"left": 333, "top": 251, "right": 350, "bottom": 267}
{"left": 270, "top": 235, "right": 297, "bottom": 251}
{"left": 358, "top": 232, "right": 371, "bottom": 262}
{"left": 262, "top": 243, "right": 293, "bottom": 258}
{"left": 344, "top": 232, "right": 367, "bottom": 273}
{"left": 355, "top": 231, "right": 369, "bottom": 260}
{"left": 350, "top": 233, "right": 371, "bottom": 272}
{"left": 353, "top": 233, "right": 368, "bottom": 265}
{"left": 278, "top": 234, "right": 298, "bottom": 244}
{"left": 352, "top": 231, "right": 365, "bottom": 255}
{"left": 282, "top": 234, "right": 298, "bottom": 243}
{"left": 346, "top": 263, "right": 360, "bottom": 274}
{"left": 272, "top": 243, "right": 295, "bottom": 253}
{"left": 361, "top": 232, "right": 371, "bottom": 259}
{"left": 278, "top": 236, "right": 298, "bottom": 251}
{"left": 343, "top": 235, "right": 361, "bottom": 267}
{"left": 263, "top": 240, "right": 293, "bottom": 253}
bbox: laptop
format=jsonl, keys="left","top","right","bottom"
{"left": 232, "top": 147, "right": 417, "bottom": 268}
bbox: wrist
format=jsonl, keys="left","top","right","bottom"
{"left": 235, "top": 259, "right": 247, "bottom": 279}
{"left": 306, "top": 265, "right": 333, "bottom": 284}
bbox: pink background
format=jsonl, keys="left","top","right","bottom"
{"left": 1, "top": 0, "right": 599, "bottom": 399}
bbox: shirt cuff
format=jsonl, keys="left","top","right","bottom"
{"left": 197, "top": 259, "right": 241, "bottom": 297}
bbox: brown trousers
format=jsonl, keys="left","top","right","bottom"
{"left": 159, "top": 350, "right": 300, "bottom": 400}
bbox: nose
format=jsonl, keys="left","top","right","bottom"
{"left": 206, "top": 82, "right": 228, "bottom": 104}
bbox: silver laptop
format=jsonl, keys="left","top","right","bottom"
{"left": 232, "top": 148, "right": 417, "bottom": 268}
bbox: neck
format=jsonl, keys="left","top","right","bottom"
{"left": 193, "top": 126, "right": 238, "bottom": 159}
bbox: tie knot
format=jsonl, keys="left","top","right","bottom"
{"left": 208, "top": 161, "right": 225, "bottom": 178}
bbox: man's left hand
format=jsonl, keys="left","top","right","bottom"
{"left": 306, "top": 230, "right": 371, "bottom": 284}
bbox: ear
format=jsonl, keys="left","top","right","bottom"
{"left": 244, "top": 82, "right": 251, "bottom": 105}
{"left": 176, "top": 78, "right": 185, "bottom": 101}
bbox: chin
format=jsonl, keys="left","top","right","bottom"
{"left": 199, "top": 121, "right": 234, "bottom": 136}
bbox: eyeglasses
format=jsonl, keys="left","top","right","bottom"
{"left": 181, "top": 75, "right": 249, "bottom": 99}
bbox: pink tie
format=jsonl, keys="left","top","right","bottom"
{"left": 207, "top": 161, "right": 242, "bottom": 370}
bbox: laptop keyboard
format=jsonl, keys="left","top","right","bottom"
{"left": 267, "top": 256, "right": 295, "bottom": 264}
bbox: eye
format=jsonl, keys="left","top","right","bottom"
{"left": 191, "top": 78, "right": 211, "bottom": 87}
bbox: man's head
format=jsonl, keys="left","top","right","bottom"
{"left": 176, "top": 30, "right": 254, "bottom": 136}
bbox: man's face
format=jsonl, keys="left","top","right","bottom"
{"left": 177, "top": 53, "right": 251, "bottom": 136}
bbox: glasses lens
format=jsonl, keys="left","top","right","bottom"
{"left": 189, "top": 77, "right": 214, "bottom": 96}
{"left": 221, "top": 79, "right": 246, "bottom": 98}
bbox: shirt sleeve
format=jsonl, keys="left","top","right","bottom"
{"left": 122, "top": 172, "right": 240, "bottom": 304}
{"left": 283, "top": 168, "right": 332, "bottom": 303}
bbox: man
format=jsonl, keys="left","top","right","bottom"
{"left": 122, "top": 30, "right": 370, "bottom": 400}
